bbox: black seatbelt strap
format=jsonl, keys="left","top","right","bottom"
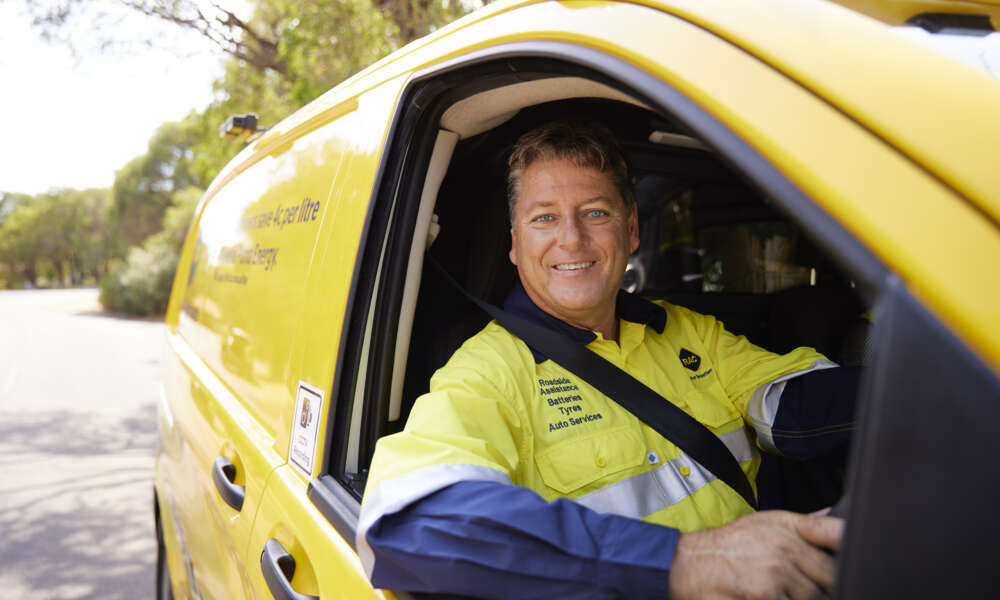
{"left": 428, "top": 258, "right": 758, "bottom": 509}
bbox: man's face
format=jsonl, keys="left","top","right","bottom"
{"left": 509, "top": 158, "right": 639, "bottom": 333}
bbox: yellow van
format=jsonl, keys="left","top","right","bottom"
{"left": 154, "top": 0, "right": 1000, "bottom": 598}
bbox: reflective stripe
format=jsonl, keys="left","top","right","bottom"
{"left": 356, "top": 463, "right": 511, "bottom": 578}
{"left": 718, "top": 426, "right": 756, "bottom": 463}
{"left": 573, "top": 428, "right": 756, "bottom": 519}
{"left": 746, "top": 358, "right": 838, "bottom": 453}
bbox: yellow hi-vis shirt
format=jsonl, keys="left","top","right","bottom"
{"left": 362, "top": 300, "right": 831, "bottom": 540}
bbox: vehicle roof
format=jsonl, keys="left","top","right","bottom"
{"left": 212, "top": 0, "right": 1000, "bottom": 229}
{"left": 831, "top": 0, "right": 1000, "bottom": 26}
{"left": 636, "top": 0, "right": 1000, "bottom": 227}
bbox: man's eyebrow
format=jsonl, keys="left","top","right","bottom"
{"left": 526, "top": 200, "right": 556, "bottom": 208}
{"left": 527, "top": 195, "right": 616, "bottom": 207}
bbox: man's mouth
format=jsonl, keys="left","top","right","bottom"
{"left": 553, "top": 261, "right": 595, "bottom": 271}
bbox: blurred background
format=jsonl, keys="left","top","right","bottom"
{"left": 0, "top": 0, "right": 486, "bottom": 310}
{"left": 0, "top": 0, "right": 997, "bottom": 597}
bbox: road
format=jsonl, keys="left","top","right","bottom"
{"left": 0, "top": 289, "right": 162, "bottom": 599}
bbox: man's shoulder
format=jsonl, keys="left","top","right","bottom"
{"left": 436, "top": 319, "right": 536, "bottom": 381}
{"left": 648, "top": 298, "right": 718, "bottom": 329}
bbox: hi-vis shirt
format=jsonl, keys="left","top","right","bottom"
{"left": 358, "top": 282, "right": 839, "bottom": 599}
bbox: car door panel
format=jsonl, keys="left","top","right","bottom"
{"left": 248, "top": 466, "right": 388, "bottom": 600}
{"left": 836, "top": 276, "right": 1000, "bottom": 598}
{"left": 162, "top": 332, "right": 284, "bottom": 599}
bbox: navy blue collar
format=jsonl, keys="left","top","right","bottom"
{"left": 501, "top": 279, "right": 667, "bottom": 363}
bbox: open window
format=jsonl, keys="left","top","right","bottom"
{"left": 308, "top": 46, "right": 886, "bottom": 519}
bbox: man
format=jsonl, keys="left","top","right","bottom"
{"left": 357, "top": 121, "right": 858, "bottom": 599}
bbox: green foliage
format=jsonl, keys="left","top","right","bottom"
{"left": 376, "top": 0, "right": 482, "bottom": 44}
{"left": 17, "top": 0, "right": 482, "bottom": 308}
{"left": 164, "top": 186, "right": 204, "bottom": 248}
{"left": 0, "top": 196, "right": 44, "bottom": 287}
{"left": 99, "top": 231, "right": 179, "bottom": 315}
{"left": 110, "top": 119, "right": 205, "bottom": 251}
{"left": 275, "top": 0, "right": 400, "bottom": 105}
{"left": 0, "top": 189, "right": 111, "bottom": 288}
{"left": 98, "top": 186, "right": 202, "bottom": 313}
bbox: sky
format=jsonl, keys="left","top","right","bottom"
{"left": 0, "top": 2, "right": 223, "bottom": 195}
{"left": 0, "top": 3, "right": 998, "bottom": 197}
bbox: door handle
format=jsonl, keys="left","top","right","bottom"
{"left": 261, "top": 538, "right": 319, "bottom": 600}
{"left": 211, "top": 456, "right": 245, "bottom": 511}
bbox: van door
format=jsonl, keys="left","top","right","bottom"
{"left": 242, "top": 74, "right": 410, "bottom": 600}
{"left": 162, "top": 80, "right": 381, "bottom": 597}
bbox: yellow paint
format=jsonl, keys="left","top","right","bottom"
{"left": 831, "top": 0, "right": 1000, "bottom": 26}
{"left": 158, "top": 1, "right": 1000, "bottom": 598}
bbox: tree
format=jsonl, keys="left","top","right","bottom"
{"left": 163, "top": 186, "right": 204, "bottom": 248}
{"left": 273, "top": 0, "right": 400, "bottom": 104}
{"left": 23, "top": 0, "right": 484, "bottom": 89}
{"left": 0, "top": 197, "right": 45, "bottom": 286}
{"left": 99, "top": 185, "right": 202, "bottom": 313}
{"left": 60, "top": 188, "right": 114, "bottom": 283}
{"left": 0, "top": 189, "right": 111, "bottom": 287}
{"left": 110, "top": 119, "right": 204, "bottom": 251}
{"left": 25, "top": 0, "right": 285, "bottom": 74}
{"left": 373, "top": 0, "right": 476, "bottom": 44}
{"left": 20, "top": 0, "right": 486, "bottom": 305}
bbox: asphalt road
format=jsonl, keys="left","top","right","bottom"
{"left": 0, "top": 289, "right": 162, "bottom": 599}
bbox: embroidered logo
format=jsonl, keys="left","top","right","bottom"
{"left": 679, "top": 348, "right": 701, "bottom": 372}
{"left": 538, "top": 377, "right": 603, "bottom": 432}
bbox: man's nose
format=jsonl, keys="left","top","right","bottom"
{"left": 556, "top": 215, "right": 585, "bottom": 249}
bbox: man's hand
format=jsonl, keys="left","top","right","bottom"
{"left": 667, "top": 510, "right": 844, "bottom": 600}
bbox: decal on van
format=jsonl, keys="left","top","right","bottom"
{"left": 290, "top": 381, "right": 324, "bottom": 478}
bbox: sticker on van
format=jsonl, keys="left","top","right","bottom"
{"left": 290, "top": 381, "right": 324, "bottom": 477}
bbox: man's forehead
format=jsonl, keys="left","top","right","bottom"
{"left": 520, "top": 194, "right": 619, "bottom": 208}
{"left": 523, "top": 156, "right": 609, "bottom": 177}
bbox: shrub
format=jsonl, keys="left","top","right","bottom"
{"left": 99, "top": 233, "right": 178, "bottom": 316}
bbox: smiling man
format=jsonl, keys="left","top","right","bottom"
{"left": 358, "top": 121, "right": 859, "bottom": 599}
{"left": 508, "top": 150, "right": 639, "bottom": 341}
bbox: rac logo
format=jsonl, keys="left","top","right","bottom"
{"left": 679, "top": 348, "right": 701, "bottom": 372}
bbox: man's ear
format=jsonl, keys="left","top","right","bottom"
{"left": 509, "top": 228, "right": 518, "bottom": 265}
{"left": 629, "top": 205, "right": 640, "bottom": 253}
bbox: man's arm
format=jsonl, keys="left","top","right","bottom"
{"left": 363, "top": 479, "right": 676, "bottom": 599}
{"left": 683, "top": 304, "right": 861, "bottom": 459}
{"left": 767, "top": 366, "right": 861, "bottom": 460}
{"left": 364, "top": 478, "right": 844, "bottom": 600}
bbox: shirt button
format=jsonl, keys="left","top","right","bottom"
{"left": 679, "top": 466, "right": 691, "bottom": 477}
{"left": 595, "top": 456, "right": 607, "bottom": 468}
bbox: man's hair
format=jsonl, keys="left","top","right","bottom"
{"left": 506, "top": 120, "right": 634, "bottom": 222}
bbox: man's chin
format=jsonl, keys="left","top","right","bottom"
{"left": 543, "top": 294, "right": 607, "bottom": 320}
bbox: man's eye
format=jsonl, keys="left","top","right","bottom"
{"left": 586, "top": 209, "right": 609, "bottom": 218}
{"left": 533, "top": 214, "right": 554, "bottom": 223}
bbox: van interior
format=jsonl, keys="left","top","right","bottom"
{"left": 342, "top": 70, "right": 870, "bottom": 514}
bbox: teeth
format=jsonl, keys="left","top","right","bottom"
{"left": 554, "top": 261, "right": 595, "bottom": 271}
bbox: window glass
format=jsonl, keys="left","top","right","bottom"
{"left": 626, "top": 178, "right": 818, "bottom": 295}
{"left": 699, "top": 222, "right": 812, "bottom": 293}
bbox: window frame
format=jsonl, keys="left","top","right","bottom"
{"left": 307, "top": 39, "right": 889, "bottom": 546}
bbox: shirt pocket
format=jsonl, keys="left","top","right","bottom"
{"left": 680, "top": 387, "right": 742, "bottom": 431}
{"left": 535, "top": 425, "right": 648, "bottom": 494}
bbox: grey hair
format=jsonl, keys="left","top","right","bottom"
{"left": 506, "top": 120, "right": 634, "bottom": 222}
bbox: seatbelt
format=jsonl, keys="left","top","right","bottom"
{"left": 428, "top": 258, "right": 758, "bottom": 510}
